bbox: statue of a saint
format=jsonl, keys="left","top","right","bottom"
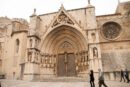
{"left": 93, "top": 47, "right": 98, "bottom": 58}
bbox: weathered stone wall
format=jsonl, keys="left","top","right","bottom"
{"left": 100, "top": 41, "right": 130, "bottom": 70}
{"left": 0, "top": 17, "right": 28, "bottom": 79}
{"left": 4, "top": 32, "right": 27, "bottom": 79}
{"left": 100, "top": 41, "right": 130, "bottom": 81}
{"left": 101, "top": 50, "right": 130, "bottom": 72}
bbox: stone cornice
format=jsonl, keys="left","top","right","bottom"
{"left": 11, "top": 30, "right": 28, "bottom": 36}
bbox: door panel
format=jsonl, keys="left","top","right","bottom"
{"left": 57, "top": 53, "right": 76, "bottom": 77}
{"left": 67, "top": 53, "right": 76, "bottom": 76}
{"left": 20, "top": 64, "right": 25, "bottom": 79}
{"left": 57, "top": 54, "right": 66, "bottom": 76}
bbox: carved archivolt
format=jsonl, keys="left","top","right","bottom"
{"left": 102, "top": 22, "right": 121, "bottom": 40}
{"left": 52, "top": 11, "right": 74, "bottom": 27}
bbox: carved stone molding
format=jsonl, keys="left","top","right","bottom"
{"left": 52, "top": 11, "right": 74, "bottom": 27}
{"left": 102, "top": 22, "right": 121, "bottom": 40}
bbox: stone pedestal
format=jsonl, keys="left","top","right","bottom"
{"left": 23, "top": 63, "right": 40, "bottom": 80}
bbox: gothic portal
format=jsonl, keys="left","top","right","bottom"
{"left": 40, "top": 25, "right": 88, "bottom": 78}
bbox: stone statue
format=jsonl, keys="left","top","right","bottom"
{"left": 93, "top": 47, "right": 98, "bottom": 58}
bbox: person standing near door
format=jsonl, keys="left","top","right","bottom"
{"left": 90, "top": 70, "right": 95, "bottom": 87}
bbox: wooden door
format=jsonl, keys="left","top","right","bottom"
{"left": 67, "top": 53, "right": 76, "bottom": 76}
{"left": 57, "top": 53, "right": 76, "bottom": 76}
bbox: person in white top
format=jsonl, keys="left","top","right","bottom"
{"left": 98, "top": 69, "right": 108, "bottom": 87}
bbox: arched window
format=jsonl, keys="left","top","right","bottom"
{"left": 16, "top": 39, "right": 20, "bottom": 53}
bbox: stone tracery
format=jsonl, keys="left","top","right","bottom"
{"left": 52, "top": 11, "right": 74, "bottom": 27}
{"left": 102, "top": 22, "right": 121, "bottom": 40}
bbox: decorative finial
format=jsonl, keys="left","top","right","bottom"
{"left": 60, "top": 3, "right": 64, "bottom": 9}
{"left": 61, "top": 4, "right": 64, "bottom": 8}
{"left": 88, "top": 0, "right": 91, "bottom": 4}
{"left": 118, "top": 0, "right": 120, "bottom": 4}
{"left": 34, "top": 8, "right": 36, "bottom": 14}
{"left": 60, "top": 0, "right": 64, "bottom": 9}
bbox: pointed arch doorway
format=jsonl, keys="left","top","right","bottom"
{"left": 41, "top": 25, "right": 88, "bottom": 77}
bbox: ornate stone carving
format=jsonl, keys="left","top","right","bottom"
{"left": 52, "top": 11, "right": 74, "bottom": 27}
{"left": 102, "top": 22, "right": 121, "bottom": 40}
{"left": 93, "top": 47, "right": 98, "bottom": 58}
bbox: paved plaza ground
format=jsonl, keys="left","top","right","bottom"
{"left": 0, "top": 79, "right": 130, "bottom": 87}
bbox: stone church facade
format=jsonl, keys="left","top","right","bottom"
{"left": 0, "top": 1, "right": 130, "bottom": 80}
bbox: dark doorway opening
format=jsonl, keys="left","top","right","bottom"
{"left": 20, "top": 64, "right": 25, "bottom": 79}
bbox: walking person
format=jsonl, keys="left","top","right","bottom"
{"left": 90, "top": 70, "right": 95, "bottom": 87}
{"left": 124, "top": 69, "right": 129, "bottom": 83}
{"left": 98, "top": 69, "right": 108, "bottom": 87}
{"left": 120, "top": 69, "right": 125, "bottom": 82}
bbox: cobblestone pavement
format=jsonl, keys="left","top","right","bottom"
{"left": 0, "top": 79, "right": 130, "bottom": 87}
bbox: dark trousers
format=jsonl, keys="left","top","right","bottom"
{"left": 125, "top": 76, "right": 129, "bottom": 83}
{"left": 90, "top": 80, "right": 95, "bottom": 87}
{"left": 120, "top": 76, "right": 125, "bottom": 82}
{"left": 99, "top": 80, "right": 107, "bottom": 87}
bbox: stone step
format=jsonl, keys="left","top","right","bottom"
{"left": 38, "top": 77, "right": 87, "bottom": 82}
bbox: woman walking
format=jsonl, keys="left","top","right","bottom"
{"left": 98, "top": 69, "right": 108, "bottom": 87}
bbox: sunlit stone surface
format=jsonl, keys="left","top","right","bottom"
{"left": 0, "top": 1, "right": 130, "bottom": 85}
